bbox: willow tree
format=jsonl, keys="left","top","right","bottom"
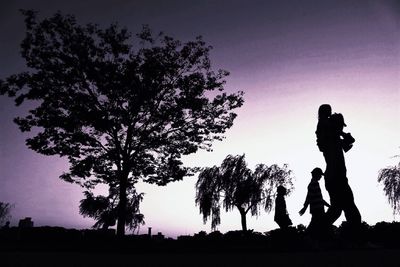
{"left": 378, "top": 159, "right": 400, "bottom": 214}
{"left": 79, "top": 187, "right": 144, "bottom": 231}
{"left": 0, "top": 10, "right": 244, "bottom": 236}
{"left": 195, "top": 154, "right": 294, "bottom": 231}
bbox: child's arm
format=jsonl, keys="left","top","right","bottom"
{"left": 299, "top": 196, "right": 309, "bottom": 216}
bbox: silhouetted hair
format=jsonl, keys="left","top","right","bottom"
{"left": 318, "top": 104, "right": 332, "bottom": 120}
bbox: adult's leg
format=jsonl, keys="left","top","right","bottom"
{"left": 324, "top": 146, "right": 349, "bottom": 225}
{"left": 342, "top": 183, "right": 361, "bottom": 226}
{"left": 325, "top": 187, "right": 343, "bottom": 225}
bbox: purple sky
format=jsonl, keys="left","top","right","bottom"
{"left": 0, "top": 0, "right": 399, "bottom": 238}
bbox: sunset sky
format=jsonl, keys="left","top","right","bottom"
{"left": 0, "top": 0, "right": 399, "bottom": 238}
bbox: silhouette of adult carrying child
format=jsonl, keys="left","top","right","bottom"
{"left": 316, "top": 104, "right": 361, "bottom": 229}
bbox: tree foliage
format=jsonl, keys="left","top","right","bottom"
{"left": 378, "top": 159, "right": 400, "bottom": 214}
{"left": 0, "top": 202, "right": 13, "bottom": 226}
{"left": 195, "top": 154, "right": 294, "bottom": 231}
{"left": 79, "top": 188, "right": 144, "bottom": 231}
{"left": 0, "top": 10, "right": 244, "bottom": 235}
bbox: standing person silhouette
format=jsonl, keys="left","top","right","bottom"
{"left": 274, "top": 185, "right": 292, "bottom": 229}
{"left": 299, "top": 167, "right": 330, "bottom": 237}
{"left": 315, "top": 104, "right": 361, "bottom": 228}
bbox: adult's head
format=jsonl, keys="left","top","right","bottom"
{"left": 318, "top": 104, "right": 332, "bottom": 120}
{"left": 311, "top": 167, "right": 324, "bottom": 180}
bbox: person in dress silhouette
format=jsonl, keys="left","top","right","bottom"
{"left": 316, "top": 104, "right": 361, "bottom": 228}
{"left": 274, "top": 185, "right": 292, "bottom": 229}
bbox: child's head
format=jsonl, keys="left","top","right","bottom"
{"left": 318, "top": 104, "right": 332, "bottom": 120}
{"left": 277, "top": 185, "right": 287, "bottom": 196}
{"left": 330, "top": 113, "right": 346, "bottom": 133}
{"left": 311, "top": 167, "right": 324, "bottom": 180}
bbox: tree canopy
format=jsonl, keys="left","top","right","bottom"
{"left": 0, "top": 10, "right": 244, "bottom": 235}
{"left": 378, "top": 157, "right": 400, "bottom": 214}
{"left": 195, "top": 154, "right": 294, "bottom": 231}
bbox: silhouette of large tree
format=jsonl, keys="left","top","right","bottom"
{"left": 378, "top": 158, "right": 400, "bottom": 214}
{"left": 195, "top": 155, "right": 294, "bottom": 231}
{"left": 0, "top": 10, "right": 244, "bottom": 236}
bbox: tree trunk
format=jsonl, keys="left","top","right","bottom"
{"left": 238, "top": 208, "right": 247, "bottom": 232}
{"left": 117, "top": 175, "right": 128, "bottom": 237}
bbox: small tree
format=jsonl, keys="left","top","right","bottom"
{"left": 195, "top": 154, "right": 294, "bottom": 231}
{"left": 0, "top": 202, "right": 13, "bottom": 226}
{"left": 378, "top": 157, "right": 400, "bottom": 214}
{"left": 79, "top": 187, "right": 144, "bottom": 232}
{"left": 0, "top": 11, "right": 244, "bottom": 236}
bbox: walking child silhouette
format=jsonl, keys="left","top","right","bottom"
{"left": 299, "top": 167, "right": 330, "bottom": 237}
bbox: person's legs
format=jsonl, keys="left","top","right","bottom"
{"left": 325, "top": 185, "right": 343, "bottom": 225}
{"left": 276, "top": 218, "right": 290, "bottom": 229}
{"left": 325, "top": 204, "right": 342, "bottom": 225}
{"left": 342, "top": 184, "right": 361, "bottom": 226}
{"left": 308, "top": 211, "right": 328, "bottom": 239}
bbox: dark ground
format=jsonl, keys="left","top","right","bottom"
{"left": 2, "top": 222, "right": 400, "bottom": 266}
{"left": 2, "top": 249, "right": 400, "bottom": 267}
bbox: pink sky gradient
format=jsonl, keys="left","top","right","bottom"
{"left": 0, "top": 0, "right": 399, "bottom": 238}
